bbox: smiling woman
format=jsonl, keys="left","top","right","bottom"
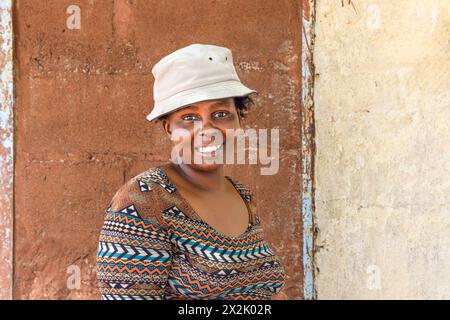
{"left": 95, "top": 43, "right": 286, "bottom": 300}
{"left": 162, "top": 98, "right": 242, "bottom": 170}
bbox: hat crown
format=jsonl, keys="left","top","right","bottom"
{"left": 152, "top": 44, "right": 241, "bottom": 102}
{"left": 146, "top": 43, "right": 257, "bottom": 122}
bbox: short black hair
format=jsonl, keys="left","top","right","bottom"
{"left": 154, "top": 96, "right": 255, "bottom": 124}
{"left": 234, "top": 95, "right": 255, "bottom": 119}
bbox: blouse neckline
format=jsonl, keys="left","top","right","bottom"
{"left": 154, "top": 165, "right": 254, "bottom": 240}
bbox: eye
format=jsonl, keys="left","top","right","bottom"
{"left": 213, "top": 111, "right": 230, "bottom": 119}
{"left": 182, "top": 114, "right": 200, "bottom": 121}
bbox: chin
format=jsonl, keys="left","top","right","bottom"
{"left": 187, "top": 162, "right": 223, "bottom": 172}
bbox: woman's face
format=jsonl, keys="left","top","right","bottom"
{"left": 162, "top": 98, "right": 241, "bottom": 172}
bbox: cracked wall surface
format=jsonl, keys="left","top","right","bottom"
{"left": 314, "top": 0, "right": 450, "bottom": 298}
{"left": 13, "top": 0, "right": 303, "bottom": 299}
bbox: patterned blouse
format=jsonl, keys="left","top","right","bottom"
{"left": 96, "top": 165, "right": 286, "bottom": 300}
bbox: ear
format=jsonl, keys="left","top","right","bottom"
{"left": 162, "top": 119, "right": 172, "bottom": 138}
{"left": 232, "top": 98, "right": 243, "bottom": 128}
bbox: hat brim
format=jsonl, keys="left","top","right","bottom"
{"left": 146, "top": 80, "right": 258, "bottom": 122}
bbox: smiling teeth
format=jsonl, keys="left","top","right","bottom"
{"left": 196, "top": 144, "right": 222, "bottom": 153}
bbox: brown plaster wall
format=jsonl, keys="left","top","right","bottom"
{"left": 13, "top": 0, "right": 303, "bottom": 299}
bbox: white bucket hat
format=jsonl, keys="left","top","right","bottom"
{"left": 146, "top": 43, "right": 258, "bottom": 122}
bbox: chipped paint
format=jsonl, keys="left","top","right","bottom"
{"left": 301, "top": 0, "right": 317, "bottom": 300}
{"left": 0, "top": 0, "right": 14, "bottom": 300}
{"left": 367, "top": 4, "right": 382, "bottom": 32}
{"left": 430, "top": 1, "right": 439, "bottom": 35}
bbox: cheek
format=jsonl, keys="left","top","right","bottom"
{"left": 221, "top": 114, "right": 241, "bottom": 138}
{"left": 168, "top": 122, "right": 195, "bottom": 146}
{"left": 217, "top": 113, "right": 240, "bottom": 128}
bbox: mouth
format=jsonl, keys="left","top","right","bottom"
{"left": 194, "top": 143, "right": 224, "bottom": 154}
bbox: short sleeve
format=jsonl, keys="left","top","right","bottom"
{"left": 96, "top": 174, "right": 173, "bottom": 300}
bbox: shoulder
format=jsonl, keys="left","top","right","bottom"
{"left": 226, "top": 175, "right": 260, "bottom": 225}
{"left": 226, "top": 176, "right": 255, "bottom": 203}
{"left": 106, "top": 166, "right": 176, "bottom": 223}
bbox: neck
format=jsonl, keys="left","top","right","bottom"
{"left": 168, "top": 162, "right": 226, "bottom": 192}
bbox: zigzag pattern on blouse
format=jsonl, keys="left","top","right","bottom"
{"left": 96, "top": 166, "right": 286, "bottom": 300}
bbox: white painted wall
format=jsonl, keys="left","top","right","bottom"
{"left": 314, "top": 0, "right": 450, "bottom": 299}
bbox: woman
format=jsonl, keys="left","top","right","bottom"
{"left": 96, "top": 44, "right": 286, "bottom": 300}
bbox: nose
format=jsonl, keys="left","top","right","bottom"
{"left": 202, "top": 115, "right": 216, "bottom": 128}
{"left": 194, "top": 118, "right": 221, "bottom": 145}
{"left": 196, "top": 116, "right": 215, "bottom": 134}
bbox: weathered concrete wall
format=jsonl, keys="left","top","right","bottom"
{"left": 314, "top": 0, "right": 450, "bottom": 298}
{"left": 13, "top": 0, "right": 303, "bottom": 299}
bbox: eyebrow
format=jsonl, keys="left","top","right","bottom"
{"left": 185, "top": 100, "right": 230, "bottom": 110}
{"left": 210, "top": 100, "right": 230, "bottom": 108}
